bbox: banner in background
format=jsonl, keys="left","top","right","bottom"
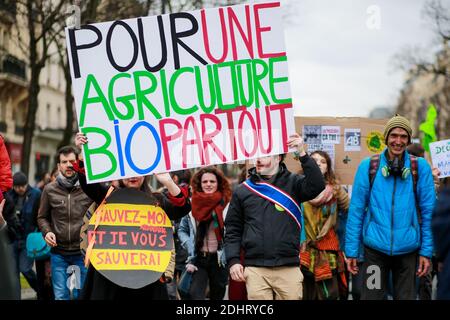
{"left": 430, "top": 139, "right": 450, "bottom": 178}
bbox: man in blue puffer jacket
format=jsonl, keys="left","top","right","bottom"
{"left": 345, "top": 115, "right": 436, "bottom": 300}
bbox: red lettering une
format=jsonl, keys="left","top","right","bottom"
{"left": 201, "top": 5, "right": 255, "bottom": 62}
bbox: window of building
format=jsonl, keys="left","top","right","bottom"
{"left": 47, "top": 63, "right": 51, "bottom": 85}
{"left": 57, "top": 105, "right": 61, "bottom": 127}
{"left": 13, "top": 103, "right": 26, "bottom": 135}
{"left": 58, "top": 67, "right": 61, "bottom": 90}
{"left": 35, "top": 153, "right": 50, "bottom": 184}
{"left": 1, "top": 29, "right": 9, "bottom": 51}
{"left": 0, "top": 101, "right": 6, "bottom": 133}
{"left": 0, "top": 101, "right": 5, "bottom": 121}
{"left": 46, "top": 103, "right": 51, "bottom": 128}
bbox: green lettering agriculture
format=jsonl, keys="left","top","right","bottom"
{"left": 79, "top": 57, "right": 290, "bottom": 126}
{"left": 79, "top": 56, "right": 293, "bottom": 181}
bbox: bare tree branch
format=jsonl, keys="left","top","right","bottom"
{"left": 422, "top": 0, "right": 450, "bottom": 42}
{"left": 394, "top": 0, "right": 450, "bottom": 141}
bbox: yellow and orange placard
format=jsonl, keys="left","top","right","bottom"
{"left": 86, "top": 188, "right": 173, "bottom": 289}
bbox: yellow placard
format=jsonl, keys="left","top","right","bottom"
{"left": 90, "top": 249, "right": 171, "bottom": 272}
{"left": 89, "top": 204, "right": 172, "bottom": 228}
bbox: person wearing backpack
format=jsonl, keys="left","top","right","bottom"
{"left": 345, "top": 115, "right": 436, "bottom": 300}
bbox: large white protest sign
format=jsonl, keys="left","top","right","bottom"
{"left": 65, "top": 2, "right": 295, "bottom": 183}
{"left": 430, "top": 139, "right": 450, "bottom": 178}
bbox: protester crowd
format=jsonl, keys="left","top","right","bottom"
{"left": 0, "top": 114, "right": 449, "bottom": 300}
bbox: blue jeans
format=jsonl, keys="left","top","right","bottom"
{"left": 50, "top": 253, "right": 87, "bottom": 300}
{"left": 13, "top": 240, "right": 38, "bottom": 294}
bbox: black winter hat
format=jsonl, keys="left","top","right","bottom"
{"left": 13, "top": 172, "right": 28, "bottom": 186}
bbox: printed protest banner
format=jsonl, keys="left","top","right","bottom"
{"left": 66, "top": 2, "right": 295, "bottom": 183}
{"left": 303, "top": 125, "right": 322, "bottom": 144}
{"left": 430, "top": 139, "right": 450, "bottom": 178}
{"left": 86, "top": 188, "right": 173, "bottom": 288}
{"left": 306, "top": 143, "right": 335, "bottom": 169}
{"left": 321, "top": 126, "right": 340, "bottom": 144}
{"left": 344, "top": 128, "right": 361, "bottom": 151}
{"left": 288, "top": 117, "right": 387, "bottom": 185}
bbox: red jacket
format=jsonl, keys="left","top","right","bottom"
{"left": 0, "top": 135, "right": 13, "bottom": 196}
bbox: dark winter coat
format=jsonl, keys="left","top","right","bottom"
{"left": 8, "top": 185, "right": 41, "bottom": 239}
{"left": 432, "top": 186, "right": 450, "bottom": 300}
{"left": 224, "top": 155, "right": 325, "bottom": 268}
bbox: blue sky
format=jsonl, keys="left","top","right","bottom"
{"left": 280, "top": 0, "right": 437, "bottom": 117}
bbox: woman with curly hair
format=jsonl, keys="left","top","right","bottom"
{"left": 300, "top": 150, "right": 349, "bottom": 300}
{"left": 178, "top": 166, "right": 231, "bottom": 300}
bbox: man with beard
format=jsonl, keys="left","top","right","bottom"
{"left": 38, "top": 146, "right": 93, "bottom": 300}
{"left": 224, "top": 133, "right": 325, "bottom": 300}
{"left": 345, "top": 115, "right": 436, "bottom": 300}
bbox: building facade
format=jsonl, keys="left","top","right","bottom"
{"left": 0, "top": 1, "right": 68, "bottom": 184}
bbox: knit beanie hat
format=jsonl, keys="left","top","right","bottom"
{"left": 383, "top": 114, "right": 412, "bottom": 144}
{"left": 13, "top": 172, "right": 28, "bottom": 186}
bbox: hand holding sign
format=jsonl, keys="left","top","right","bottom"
{"left": 75, "top": 132, "right": 88, "bottom": 148}
{"left": 155, "top": 173, "right": 172, "bottom": 185}
{"left": 287, "top": 133, "right": 306, "bottom": 157}
{"left": 155, "top": 173, "right": 181, "bottom": 197}
{"left": 75, "top": 132, "right": 88, "bottom": 161}
{"left": 432, "top": 167, "right": 441, "bottom": 179}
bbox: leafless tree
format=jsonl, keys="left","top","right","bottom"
{"left": 393, "top": 0, "right": 450, "bottom": 139}
{"left": 14, "top": 0, "right": 68, "bottom": 176}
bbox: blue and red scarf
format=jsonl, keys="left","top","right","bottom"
{"left": 243, "top": 179, "right": 303, "bottom": 229}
